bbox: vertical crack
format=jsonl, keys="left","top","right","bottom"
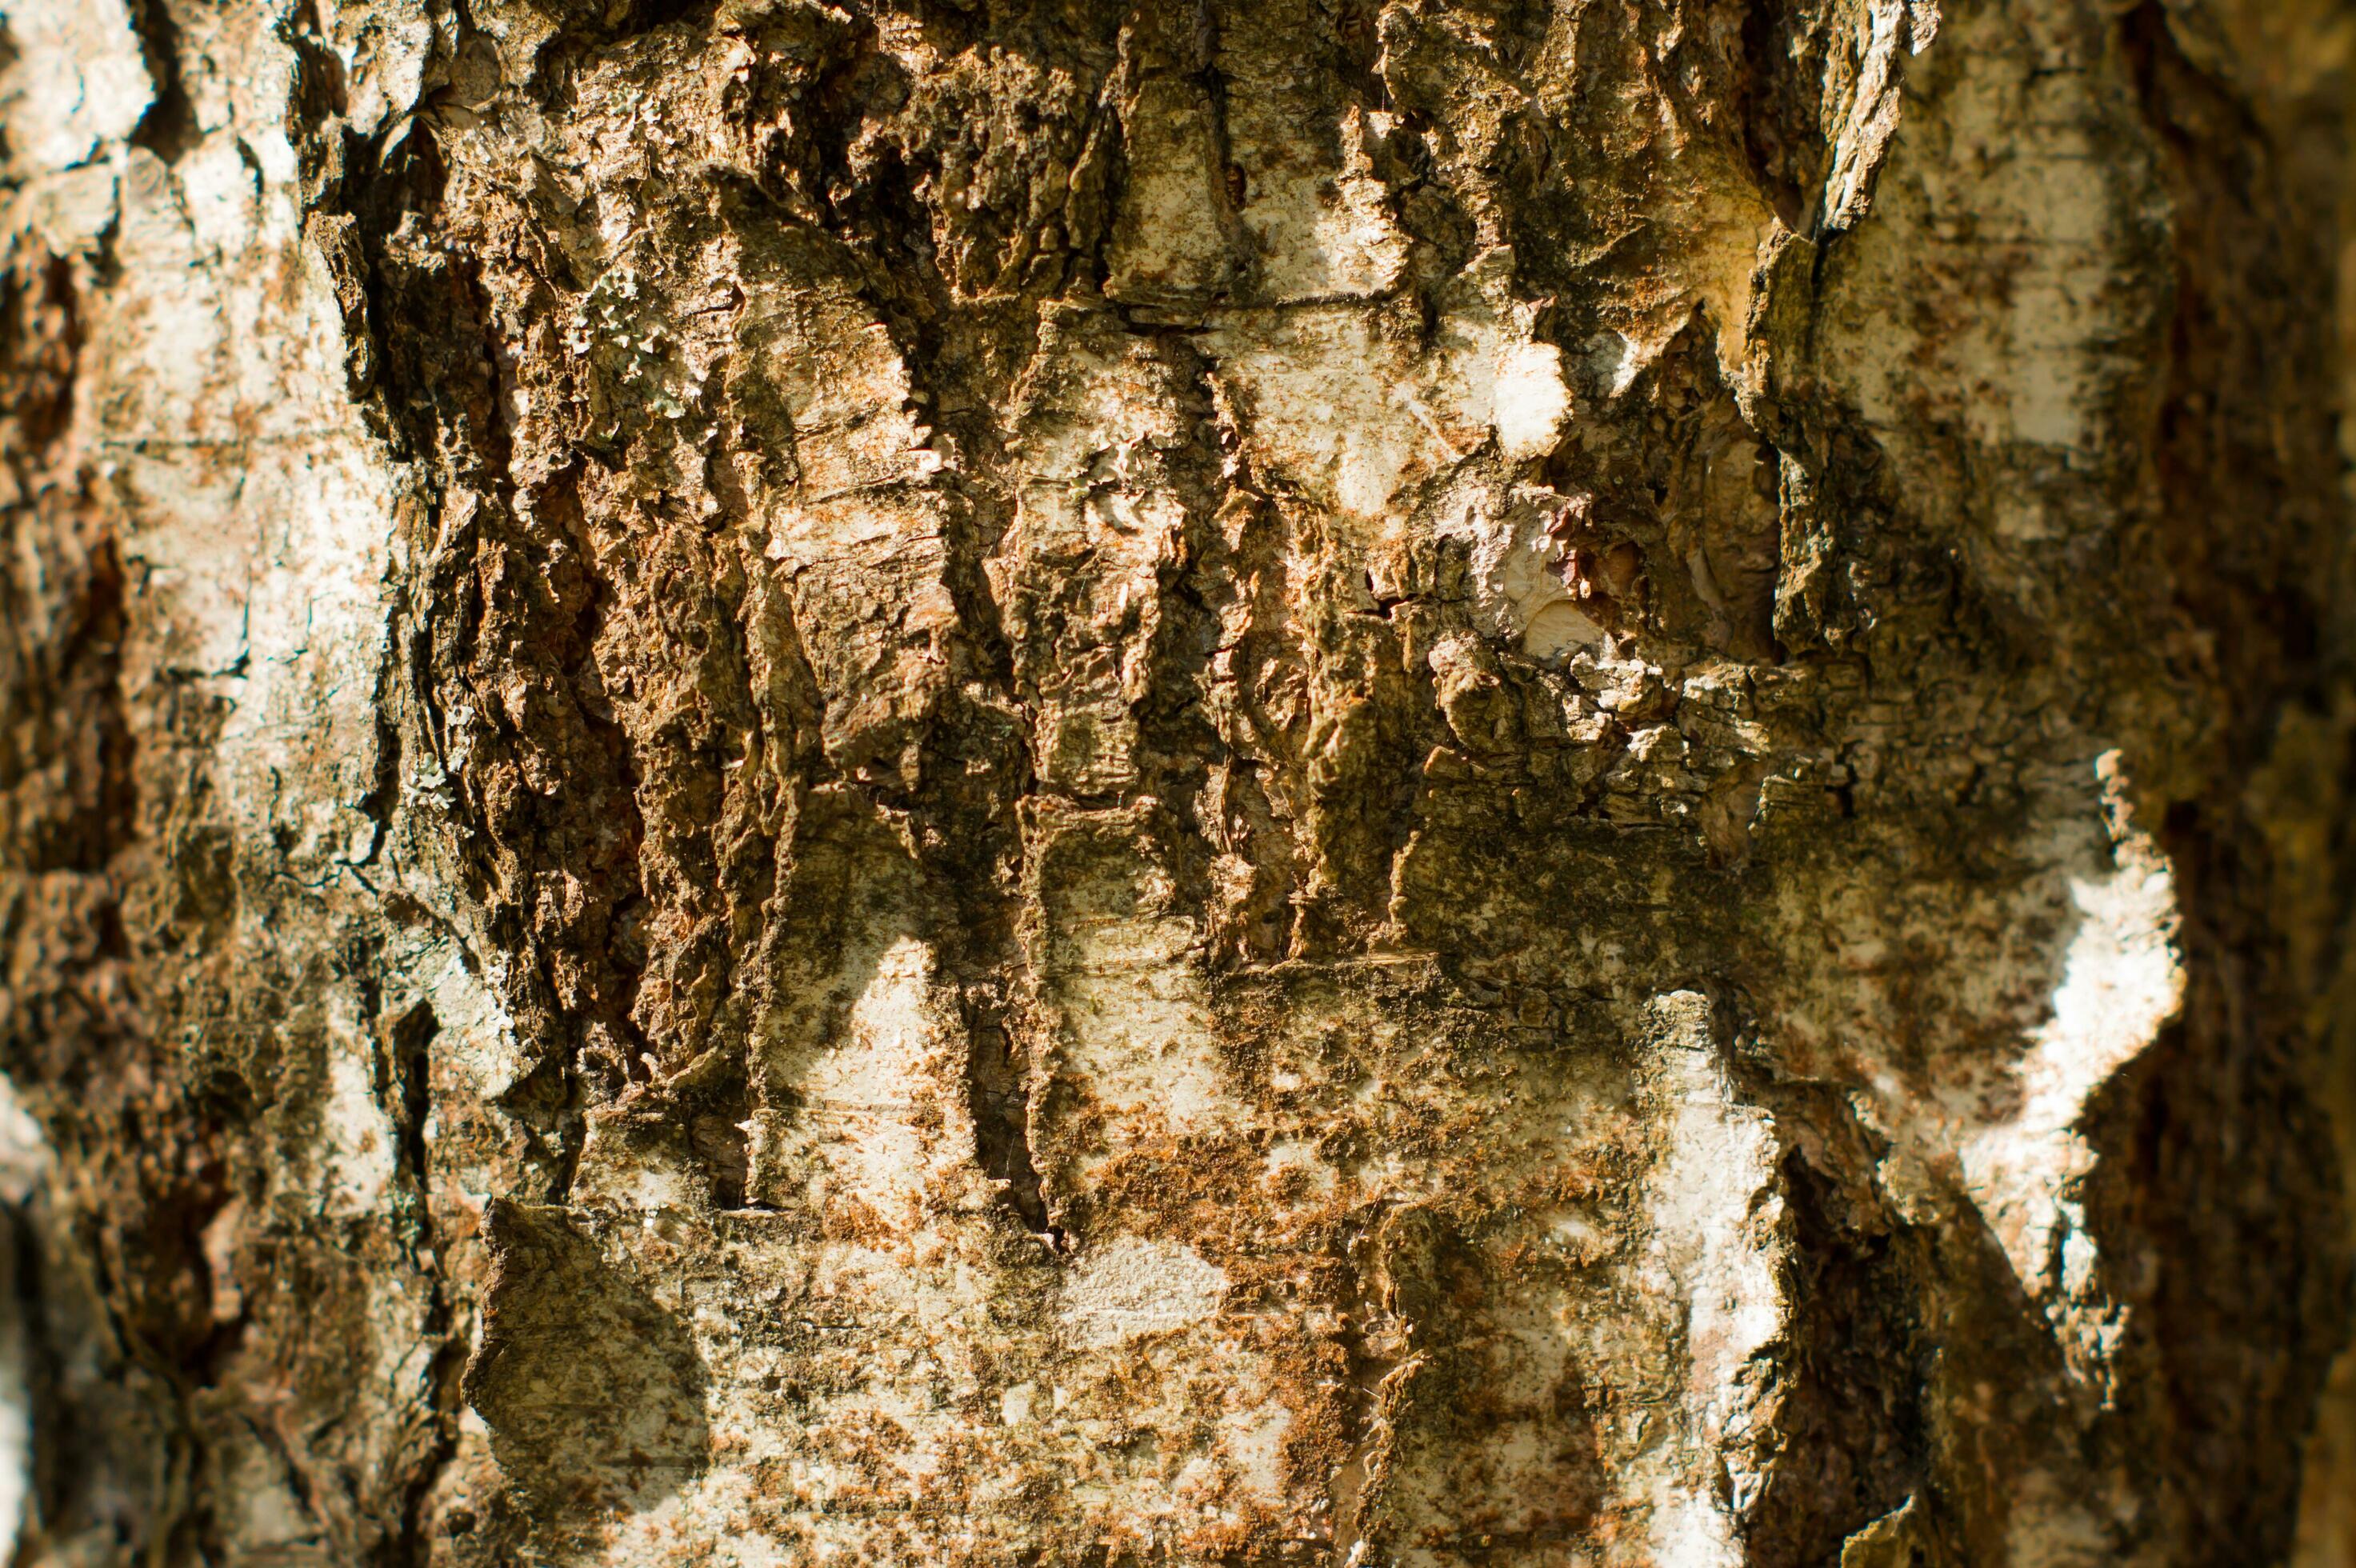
{"left": 385, "top": 1001, "right": 463, "bottom": 1568}
{"left": 961, "top": 1002, "right": 1057, "bottom": 1243}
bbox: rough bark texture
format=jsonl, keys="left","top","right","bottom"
{"left": 3, "top": 0, "right": 2354, "bottom": 1563}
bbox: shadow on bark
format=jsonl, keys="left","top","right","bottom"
{"left": 462, "top": 1202, "right": 710, "bottom": 1521}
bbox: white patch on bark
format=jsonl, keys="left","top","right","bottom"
{"left": 1106, "top": 78, "right": 1234, "bottom": 304}
{"left": 1490, "top": 341, "right": 1574, "bottom": 462}
{"left": 0, "top": 0, "right": 152, "bottom": 174}
{"left": 1632, "top": 991, "right": 1786, "bottom": 1565}
{"left": 84, "top": 32, "right": 404, "bottom": 885}
{"left": 1205, "top": 251, "right": 1575, "bottom": 538}
{"left": 1958, "top": 753, "right": 2182, "bottom": 1374}
{"left": 317, "top": 993, "right": 400, "bottom": 1219}
{"left": 1059, "top": 1235, "right": 1229, "bottom": 1349}
{"left": 421, "top": 940, "right": 528, "bottom": 1102}
{"left": 322, "top": 0, "right": 439, "bottom": 140}
{"left": 1233, "top": 103, "right": 1410, "bottom": 302}
{"left": 1820, "top": 0, "right": 2143, "bottom": 561}
{"left": 1218, "top": 1399, "right": 1293, "bottom": 1502}
{"left": 1046, "top": 905, "right": 1230, "bottom": 1139}
{"left": 1439, "top": 486, "right": 1602, "bottom": 660}
{"left": 743, "top": 930, "right": 974, "bottom": 1222}
{"left": 789, "top": 934, "right": 946, "bottom": 1226}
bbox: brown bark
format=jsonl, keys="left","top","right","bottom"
{"left": 2, "top": 0, "right": 2354, "bottom": 1563}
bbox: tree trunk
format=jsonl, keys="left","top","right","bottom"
{"left": 2, "top": 0, "right": 2353, "bottom": 1562}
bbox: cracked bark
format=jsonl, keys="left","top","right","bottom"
{"left": 3, "top": 0, "right": 2355, "bottom": 1564}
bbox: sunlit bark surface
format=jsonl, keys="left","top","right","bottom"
{"left": 2, "top": 0, "right": 2354, "bottom": 1562}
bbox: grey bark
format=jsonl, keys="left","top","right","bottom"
{"left": 2, "top": 0, "right": 2354, "bottom": 1564}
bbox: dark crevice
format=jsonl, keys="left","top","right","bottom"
{"left": 1740, "top": 1146, "right": 1928, "bottom": 1566}
{"left": 962, "top": 1006, "right": 1057, "bottom": 1242}
{"left": 54, "top": 533, "right": 138, "bottom": 883}
{"left": 1189, "top": 0, "right": 1253, "bottom": 303}
{"left": 2088, "top": 18, "right": 2354, "bottom": 1551}
{"left": 388, "top": 1333, "right": 469, "bottom": 1568}
{"left": 687, "top": 1074, "right": 753, "bottom": 1211}
{"left": 2122, "top": 0, "right": 2333, "bottom": 716}
{"left": 386, "top": 1002, "right": 438, "bottom": 1246}
{"left": 922, "top": 648, "right": 1054, "bottom": 1245}
{"left": 2078, "top": 795, "right": 2351, "bottom": 1561}
{"left": 1734, "top": 1, "right": 1816, "bottom": 234}
{"left": 343, "top": 110, "right": 647, "bottom": 1204}
{"left": 350, "top": 964, "right": 463, "bottom": 1568}
{"left": 11, "top": 1207, "right": 73, "bottom": 1556}
{"left": 126, "top": 0, "right": 202, "bottom": 163}
{"left": 347, "top": 576, "right": 408, "bottom": 870}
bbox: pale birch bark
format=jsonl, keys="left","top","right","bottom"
{"left": 2, "top": 0, "right": 2354, "bottom": 1564}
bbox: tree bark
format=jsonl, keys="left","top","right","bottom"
{"left": 2, "top": 0, "right": 2354, "bottom": 1563}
